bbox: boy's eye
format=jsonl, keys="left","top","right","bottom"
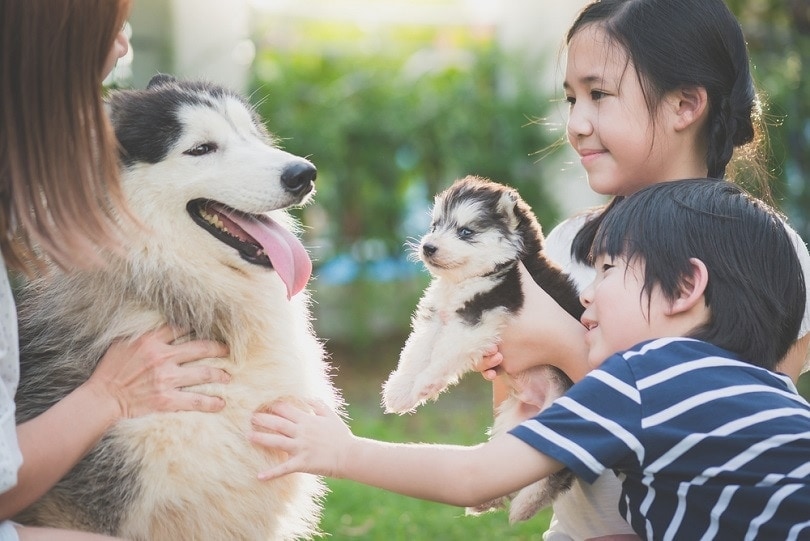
{"left": 565, "top": 95, "right": 576, "bottom": 106}
{"left": 600, "top": 263, "right": 615, "bottom": 272}
{"left": 457, "top": 227, "right": 474, "bottom": 238}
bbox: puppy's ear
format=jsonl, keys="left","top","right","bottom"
{"left": 147, "top": 73, "right": 177, "bottom": 90}
{"left": 497, "top": 190, "right": 521, "bottom": 229}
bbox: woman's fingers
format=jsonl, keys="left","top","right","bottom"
{"left": 172, "top": 338, "right": 230, "bottom": 366}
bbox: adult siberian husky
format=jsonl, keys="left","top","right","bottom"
{"left": 14, "top": 75, "right": 341, "bottom": 540}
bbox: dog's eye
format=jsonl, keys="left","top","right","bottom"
{"left": 184, "top": 143, "right": 218, "bottom": 156}
{"left": 457, "top": 227, "right": 474, "bottom": 238}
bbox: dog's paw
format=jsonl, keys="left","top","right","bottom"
{"left": 507, "top": 469, "right": 574, "bottom": 523}
{"left": 381, "top": 372, "right": 419, "bottom": 413}
{"left": 465, "top": 496, "right": 506, "bottom": 516}
{"left": 507, "top": 483, "right": 550, "bottom": 523}
{"left": 411, "top": 374, "right": 451, "bottom": 402}
{"left": 382, "top": 371, "right": 453, "bottom": 413}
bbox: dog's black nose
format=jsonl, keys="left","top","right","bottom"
{"left": 422, "top": 243, "right": 437, "bottom": 257}
{"left": 281, "top": 161, "right": 317, "bottom": 196}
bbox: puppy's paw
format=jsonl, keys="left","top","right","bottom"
{"left": 381, "top": 372, "right": 420, "bottom": 413}
{"left": 466, "top": 497, "right": 507, "bottom": 516}
{"left": 382, "top": 368, "right": 455, "bottom": 413}
{"left": 507, "top": 483, "right": 549, "bottom": 523}
{"left": 507, "top": 469, "right": 573, "bottom": 523}
{"left": 411, "top": 373, "right": 452, "bottom": 404}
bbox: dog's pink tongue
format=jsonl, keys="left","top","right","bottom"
{"left": 233, "top": 215, "right": 312, "bottom": 299}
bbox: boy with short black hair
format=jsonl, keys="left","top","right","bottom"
{"left": 251, "top": 179, "right": 809, "bottom": 538}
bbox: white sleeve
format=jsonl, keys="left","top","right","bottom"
{"left": 545, "top": 213, "right": 596, "bottom": 293}
{"left": 783, "top": 223, "right": 810, "bottom": 373}
{"left": 786, "top": 225, "right": 810, "bottom": 337}
{"left": 0, "top": 264, "right": 21, "bottom": 495}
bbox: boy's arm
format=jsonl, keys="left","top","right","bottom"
{"left": 250, "top": 399, "right": 564, "bottom": 507}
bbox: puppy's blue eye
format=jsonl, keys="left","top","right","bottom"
{"left": 184, "top": 143, "right": 217, "bottom": 156}
{"left": 457, "top": 227, "right": 474, "bottom": 238}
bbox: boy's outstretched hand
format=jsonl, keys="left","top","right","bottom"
{"left": 250, "top": 399, "right": 353, "bottom": 480}
{"left": 250, "top": 397, "right": 564, "bottom": 508}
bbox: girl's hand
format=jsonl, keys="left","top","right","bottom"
{"left": 476, "top": 345, "right": 504, "bottom": 382}
{"left": 250, "top": 399, "right": 352, "bottom": 480}
{"left": 86, "top": 325, "right": 230, "bottom": 420}
{"left": 498, "top": 263, "right": 589, "bottom": 382}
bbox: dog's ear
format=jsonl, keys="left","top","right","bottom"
{"left": 147, "top": 73, "right": 177, "bottom": 90}
{"left": 497, "top": 190, "right": 521, "bottom": 229}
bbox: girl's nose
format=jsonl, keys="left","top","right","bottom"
{"left": 114, "top": 29, "right": 130, "bottom": 61}
{"left": 567, "top": 103, "right": 594, "bottom": 142}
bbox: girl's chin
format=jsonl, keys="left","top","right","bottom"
{"left": 585, "top": 176, "right": 621, "bottom": 196}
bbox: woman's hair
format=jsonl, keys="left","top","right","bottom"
{"left": 568, "top": 0, "right": 770, "bottom": 264}
{"left": 591, "top": 179, "right": 805, "bottom": 370}
{"left": 0, "top": 0, "right": 133, "bottom": 275}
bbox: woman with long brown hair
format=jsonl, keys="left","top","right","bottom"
{"left": 0, "top": 2, "right": 230, "bottom": 539}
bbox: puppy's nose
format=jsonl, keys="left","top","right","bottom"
{"left": 422, "top": 243, "right": 437, "bottom": 257}
{"left": 281, "top": 161, "right": 317, "bottom": 196}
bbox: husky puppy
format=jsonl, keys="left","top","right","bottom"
{"left": 382, "top": 175, "right": 582, "bottom": 520}
{"left": 14, "top": 75, "right": 341, "bottom": 540}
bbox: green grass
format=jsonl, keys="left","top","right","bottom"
{"left": 317, "top": 345, "right": 551, "bottom": 540}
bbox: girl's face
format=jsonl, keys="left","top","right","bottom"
{"left": 564, "top": 25, "right": 686, "bottom": 196}
{"left": 579, "top": 254, "right": 671, "bottom": 368}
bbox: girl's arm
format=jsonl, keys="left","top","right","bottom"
{"left": 0, "top": 326, "right": 229, "bottom": 519}
{"left": 499, "top": 264, "right": 589, "bottom": 380}
{"left": 478, "top": 263, "right": 590, "bottom": 408}
{"left": 251, "top": 399, "right": 564, "bottom": 507}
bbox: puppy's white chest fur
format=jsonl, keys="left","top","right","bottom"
{"left": 383, "top": 273, "right": 513, "bottom": 414}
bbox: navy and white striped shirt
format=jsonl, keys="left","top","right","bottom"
{"left": 510, "top": 337, "right": 810, "bottom": 540}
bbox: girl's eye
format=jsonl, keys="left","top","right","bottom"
{"left": 590, "top": 90, "right": 607, "bottom": 101}
{"left": 458, "top": 227, "right": 474, "bottom": 238}
{"left": 601, "top": 263, "right": 615, "bottom": 272}
{"left": 565, "top": 95, "right": 576, "bottom": 106}
{"left": 184, "top": 143, "right": 217, "bottom": 156}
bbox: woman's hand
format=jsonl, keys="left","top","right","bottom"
{"left": 5, "top": 327, "right": 229, "bottom": 518}
{"left": 86, "top": 325, "right": 230, "bottom": 421}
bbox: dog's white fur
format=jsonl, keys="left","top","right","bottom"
{"left": 382, "top": 176, "right": 578, "bottom": 521}
{"left": 15, "top": 77, "right": 340, "bottom": 540}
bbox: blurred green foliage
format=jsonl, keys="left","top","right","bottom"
{"left": 728, "top": 0, "right": 810, "bottom": 237}
{"left": 248, "top": 23, "right": 560, "bottom": 263}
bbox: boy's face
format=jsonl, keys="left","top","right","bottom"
{"left": 579, "top": 254, "right": 674, "bottom": 368}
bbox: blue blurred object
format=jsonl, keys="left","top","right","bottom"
{"left": 317, "top": 253, "right": 425, "bottom": 285}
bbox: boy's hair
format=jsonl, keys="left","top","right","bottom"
{"left": 1, "top": 0, "right": 133, "bottom": 275}
{"left": 569, "top": 0, "right": 771, "bottom": 264}
{"left": 591, "top": 179, "right": 805, "bottom": 370}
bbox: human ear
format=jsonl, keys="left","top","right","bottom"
{"left": 668, "top": 86, "right": 709, "bottom": 132}
{"left": 666, "top": 258, "right": 709, "bottom": 315}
